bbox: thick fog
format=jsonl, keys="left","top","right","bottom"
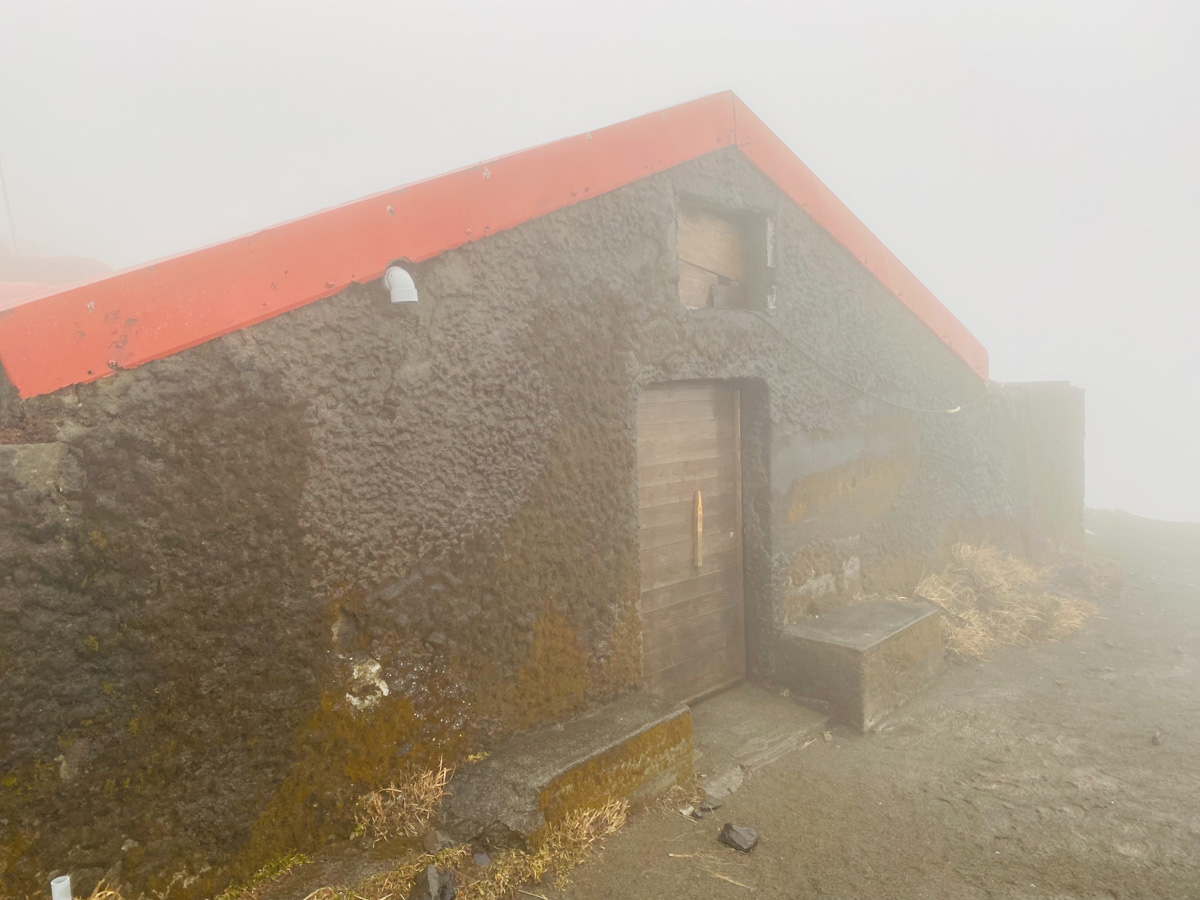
{"left": 2, "top": 0, "right": 1197, "bottom": 523}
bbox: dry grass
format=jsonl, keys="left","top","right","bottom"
{"left": 44, "top": 853, "right": 314, "bottom": 900}
{"left": 84, "top": 883, "right": 125, "bottom": 900}
{"left": 458, "top": 800, "right": 627, "bottom": 900}
{"left": 308, "top": 800, "right": 628, "bottom": 900}
{"left": 215, "top": 852, "right": 314, "bottom": 900}
{"left": 45, "top": 768, "right": 625, "bottom": 900}
{"left": 303, "top": 846, "right": 472, "bottom": 900}
{"left": 351, "top": 760, "right": 453, "bottom": 845}
{"left": 915, "top": 543, "right": 1098, "bottom": 661}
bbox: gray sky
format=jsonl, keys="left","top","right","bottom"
{"left": 2, "top": 0, "right": 1198, "bottom": 522}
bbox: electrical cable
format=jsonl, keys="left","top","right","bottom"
{"left": 707, "top": 305, "right": 995, "bottom": 415}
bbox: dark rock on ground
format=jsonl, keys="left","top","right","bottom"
{"left": 408, "top": 864, "right": 457, "bottom": 900}
{"left": 718, "top": 823, "right": 759, "bottom": 853}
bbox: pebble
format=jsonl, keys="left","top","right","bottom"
{"left": 718, "top": 823, "right": 759, "bottom": 853}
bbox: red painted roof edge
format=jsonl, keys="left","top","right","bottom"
{"left": 0, "top": 91, "right": 986, "bottom": 398}
{"left": 731, "top": 96, "right": 988, "bottom": 381}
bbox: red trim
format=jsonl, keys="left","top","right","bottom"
{"left": 0, "top": 283, "right": 55, "bottom": 311}
{"left": 732, "top": 97, "right": 988, "bottom": 379}
{"left": 0, "top": 91, "right": 986, "bottom": 398}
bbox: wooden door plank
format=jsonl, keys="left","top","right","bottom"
{"left": 636, "top": 417, "right": 737, "bottom": 443}
{"left": 638, "top": 494, "right": 735, "bottom": 529}
{"left": 638, "top": 529, "right": 737, "bottom": 573}
{"left": 642, "top": 591, "right": 744, "bottom": 651}
{"left": 638, "top": 473, "right": 730, "bottom": 508}
{"left": 640, "top": 568, "right": 742, "bottom": 613}
{"left": 639, "top": 508, "right": 735, "bottom": 549}
{"left": 640, "top": 546, "right": 739, "bottom": 592}
{"left": 642, "top": 605, "right": 745, "bottom": 674}
{"left": 636, "top": 396, "right": 734, "bottom": 425}
{"left": 636, "top": 384, "right": 719, "bottom": 404}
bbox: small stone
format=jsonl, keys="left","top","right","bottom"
{"left": 823, "top": 731, "right": 833, "bottom": 742}
{"left": 1151, "top": 731, "right": 1163, "bottom": 746}
{"left": 679, "top": 805, "right": 696, "bottom": 818}
{"left": 718, "top": 823, "right": 759, "bottom": 853}
{"left": 438, "top": 868, "right": 457, "bottom": 900}
{"left": 472, "top": 852, "right": 491, "bottom": 868}
{"left": 423, "top": 829, "right": 438, "bottom": 854}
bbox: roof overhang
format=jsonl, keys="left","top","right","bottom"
{"left": 0, "top": 91, "right": 987, "bottom": 399}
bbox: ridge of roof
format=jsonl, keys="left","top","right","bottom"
{"left": 0, "top": 91, "right": 987, "bottom": 399}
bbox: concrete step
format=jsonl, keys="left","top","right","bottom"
{"left": 776, "top": 598, "right": 942, "bottom": 732}
{"left": 441, "top": 692, "right": 692, "bottom": 847}
{"left": 690, "top": 682, "right": 828, "bottom": 804}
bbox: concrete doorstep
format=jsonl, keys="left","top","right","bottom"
{"left": 689, "top": 682, "right": 829, "bottom": 808}
{"left": 440, "top": 692, "right": 693, "bottom": 847}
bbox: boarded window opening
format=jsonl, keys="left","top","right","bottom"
{"left": 676, "top": 205, "right": 773, "bottom": 311}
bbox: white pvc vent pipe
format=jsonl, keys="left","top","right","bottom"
{"left": 51, "top": 875, "right": 71, "bottom": 900}
{"left": 384, "top": 266, "right": 419, "bottom": 304}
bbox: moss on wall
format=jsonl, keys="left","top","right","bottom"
{"left": 537, "top": 710, "right": 693, "bottom": 826}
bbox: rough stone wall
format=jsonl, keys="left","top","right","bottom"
{"left": 1007, "top": 383, "right": 1086, "bottom": 548}
{"left": 0, "top": 148, "right": 1078, "bottom": 898}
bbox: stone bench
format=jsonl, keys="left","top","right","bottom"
{"left": 775, "top": 598, "right": 943, "bottom": 732}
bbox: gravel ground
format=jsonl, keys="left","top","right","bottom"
{"left": 550, "top": 511, "right": 1200, "bottom": 900}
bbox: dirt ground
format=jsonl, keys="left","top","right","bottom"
{"left": 549, "top": 510, "right": 1200, "bottom": 900}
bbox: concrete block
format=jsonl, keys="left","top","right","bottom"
{"left": 441, "top": 692, "right": 692, "bottom": 847}
{"left": 775, "top": 599, "right": 942, "bottom": 731}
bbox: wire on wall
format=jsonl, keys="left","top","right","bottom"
{"left": 714, "top": 306, "right": 995, "bottom": 415}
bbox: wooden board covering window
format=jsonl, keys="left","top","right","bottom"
{"left": 637, "top": 383, "right": 745, "bottom": 701}
{"left": 677, "top": 208, "right": 745, "bottom": 309}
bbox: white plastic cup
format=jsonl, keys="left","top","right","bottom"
{"left": 50, "top": 875, "right": 71, "bottom": 900}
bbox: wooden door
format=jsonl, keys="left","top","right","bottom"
{"left": 637, "top": 383, "right": 745, "bottom": 701}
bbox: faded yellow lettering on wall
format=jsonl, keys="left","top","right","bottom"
{"left": 785, "top": 453, "right": 913, "bottom": 526}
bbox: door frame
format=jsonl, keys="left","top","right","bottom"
{"left": 635, "top": 379, "right": 747, "bottom": 702}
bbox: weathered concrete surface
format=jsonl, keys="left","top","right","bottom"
{"left": 542, "top": 513, "right": 1198, "bottom": 900}
{"left": 776, "top": 599, "right": 943, "bottom": 730}
{"left": 0, "top": 148, "right": 1080, "bottom": 898}
{"left": 440, "top": 693, "right": 691, "bottom": 846}
{"left": 690, "top": 683, "right": 826, "bottom": 804}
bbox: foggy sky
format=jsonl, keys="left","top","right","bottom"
{"left": 2, "top": 0, "right": 1197, "bottom": 523}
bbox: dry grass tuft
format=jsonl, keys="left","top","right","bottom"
{"left": 84, "top": 882, "right": 126, "bottom": 900}
{"left": 216, "top": 852, "right": 313, "bottom": 900}
{"left": 352, "top": 760, "right": 453, "bottom": 845}
{"left": 459, "top": 799, "right": 628, "bottom": 900}
{"left": 303, "top": 846, "right": 472, "bottom": 900}
{"left": 915, "top": 543, "right": 1098, "bottom": 661}
{"left": 309, "top": 800, "right": 628, "bottom": 900}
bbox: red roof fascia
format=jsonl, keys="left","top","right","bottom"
{"left": 0, "top": 283, "right": 55, "bottom": 311}
{"left": 0, "top": 91, "right": 986, "bottom": 399}
{"left": 732, "top": 97, "right": 988, "bottom": 378}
